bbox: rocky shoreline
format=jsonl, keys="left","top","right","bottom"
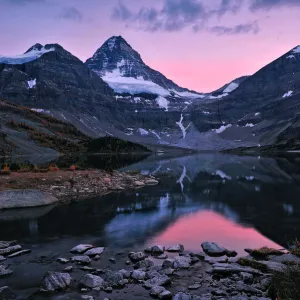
{"left": 1, "top": 240, "right": 299, "bottom": 300}
{"left": 0, "top": 170, "right": 159, "bottom": 208}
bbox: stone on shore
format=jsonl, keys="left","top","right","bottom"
{"left": 132, "top": 270, "right": 146, "bottom": 281}
{"left": 159, "top": 290, "right": 172, "bottom": 299}
{"left": 144, "top": 274, "right": 171, "bottom": 289}
{"left": 201, "top": 242, "right": 227, "bottom": 257}
{"left": 151, "top": 245, "right": 165, "bottom": 255}
{"left": 128, "top": 252, "right": 145, "bottom": 263}
{"left": 71, "top": 256, "right": 91, "bottom": 265}
{"left": 0, "top": 190, "right": 58, "bottom": 209}
{"left": 70, "top": 244, "right": 94, "bottom": 254}
{"left": 0, "top": 256, "right": 5, "bottom": 262}
{"left": 0, "top": 245, "right": 22, "bottom": 256}
{"left": 80, "top": 274, "right": 105, "bottom": 289}
{"left": 162, "top": 258, "right": 175, "bottom": 269}
{"left": 150, "top": 286, "right": 166, "bottom": 297}
{"left": 41, "top": 272, "right": 72, "bottom": 292}
{"left": 7, "top": 249, "right": 31, "bottom": 258}
{"left": 103, "top": 270, "right": 124, "bottom": 287}
{"left": 134, "top": 258, "right": 154, "bottom": 269}
{"left": 167, "top": 244, "right": 184, "bottom": 253}
{"left": 84, "top": 247, "right": 105, "bottom": 257}
{"left": 173, "top": 256, "right": 191, "bottom": 269}
{"left": 211, "top": 263, "right": 263, "bottom": 275}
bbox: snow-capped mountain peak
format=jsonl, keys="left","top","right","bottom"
{"left": 85, "top": 36, "right": 203, "bottom": 98}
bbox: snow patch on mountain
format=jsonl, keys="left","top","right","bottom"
{"left": 102, "top": 73, "right": 170, "bottom": 96}
{"left": 172, "top": 90, "right": 205, "bottom": 99}
{"left": 287, "top": 55, "right": 295, "bottom": 59}
{"left": 283, "top": 91, "right": 293, "bottom": 98}
{"left": 176, "top": 114, "right": 190, "bottom": 139}
{"left": 223, "top": 82, "right": 239, "bottom": 93}
{"left": 209, "top": 93, "right": 229, "bottom": 99}
{"left": 27, "top": 78, "right": 36, "bottom": 89}
{"left": 245, "top": 123, "right": 255, "bottom": 128}
{"left": 255, "top": 112, "right": 260, "bottom": 116}
{"left": 0, "top": 46, "right": 55, "bottom": 65}
{"left": 108, "top": 37, "right": 117, "bottom": 51}
{"left": 292, "top": 46, "right": 300, "bottom": 54}
{"left": 216, "top": 170, "right": 232, "bottom": 180}
{"left": 138, "top": 128, "right": 149, "bottom": 136}
{"left": 214, "top": 124, "right": 232, "bottom": 134}
{"left": 156, "top": 96, "right": 169, "bottom": 111}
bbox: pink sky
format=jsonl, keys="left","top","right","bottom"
{"left": 0, "top": 0, "right": 299, "bottom": 92}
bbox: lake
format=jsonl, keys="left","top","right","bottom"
{"left": 1, "top": 152, "right": 300, "bottom": 256}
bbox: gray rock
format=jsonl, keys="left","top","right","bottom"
{"left": 0, "top": 245, "right": 22, "bottom": 256}
{"left": 240, "top": 272, "right": 253, "bottom": 284}
{"left": 259, "top": 277, "right": 272, "bottom": 291}
{"left": 151, "top": 245, "right": 165, "bottom": 254}
{"left": 159, "top": 290, "right": 172, "bottom": 299}
{"left": 64, "top": 266, "right": 73, "bottom": 273}
{"left": 201, "top": 242, "right": 227, "bottom": 257}
{"left": 109, "top": 257, "right": 116, "bottom": 263}
{"left": 81, "top": 296, "right": 94, "bottom": 300}
{"left": 80, "top": 266, "right": 95, "bottom": 272}
{"left": 132, "top": 270, "right": 146, "bottom": 281}
{"left": 156, "top": 253, "right": 168, "bottom": 259}
{"left": 0, "top": 286, "right": 16, "bottom": 300}
{"left": 188, "top": 284, "right": 201, "bottom": 290}
{"left": 144, "top": 274, "right": 171, "bottom": 289}
{"left": 162, "top": 268, "right": 175, "bottom": 275}
{"left": 167, "top": 244, "right": 184, "bottom": 252}
{"left": 71, "top": 256, "right": 91, "bottom": 265}
{"left": 211, "top": 263, "right": 263, "bottom": 275}
{"left": 70, "top": 244, "right": 94, "bottom": 254}
{"left": 150, "top": 286, "right": 166, "bottom": 297}
{"left": 128, "top": 252, "right": 145, "bottom": 263}
{"left": 191, "top": 252, "right": 206, "bottom": 259}
{"left": 259, "top": 260, "right": 286, "bottom": 272}
{"left": 236, "top": 282, "right": 263, "bottom": 295}
{"left": 119, "top": 269, "right": 131, "bottom": 279}
{"left": 226, "top": 250, "right": 238, "bottom": 257}
{"left": 0, "top": 242, "right": 13, "bottom": 249}
{"left": 0, "top": 265, "right": 13, "bottom": 277}
{"left": 144, "top": 247, "right": 152, "bottom": 253}
{"left": 162, "top": 259, "right": 175, "bottom": 269}
{"left": 104, "top": 287, "right": 113, "bottom": 293}
{"left": 57, "top": 258, "right": 69, "bottom": 264}
{"left": 173, "top": 256, "right": 191, "bottom": 269}
{"left": 0, "top": 190, "right": 58, "bottom": 209}
{"left": 84, "top": 247, "right": 105, "bottom": 257}
{"left": 205, "top": 256, "right": 228, "bottom": 264}
{"left": 134, "top": 258, "right": 154, "bottom": 269}
{"left": 80, "top": 274, "right": 105, "bottom": 289}
{"left": 103, "top": 270, "right": 124, "bottom": 287}
{"left": 145, "top": 179, "right": 159, "bottom": 185}
{"left": 41, "top": 272, "right": 72, "bottom": 292}
{"left": 0, "top": 256, "right": 6, "bottom": 262}
{"left": 268, "top": 253, "right": 300, "bottom": 264}
{"left": 7, "top": 249, "right": 31, "bottom": 258}
{"left": 173, "top": 293, "right": 204, "bottom": 300}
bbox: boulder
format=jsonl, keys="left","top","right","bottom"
{"left": 84, "top": 247, "right": 105, "bottom": 256}
{"left": 132, "top": 270, "right": 146, "bottom": 281}
{"left": 173, "top": 256, "right": 191, "bottom": 269}
{"left": 80, "top": 274, "right": 105, "bottom": 289}
{"left": 211, "top": 263, "right": 263, "bottom": 275}
{"left": 128, "top": 252, "right": 145, "bottom": 263}
{"left": 0, "top": 190, "right": 58, "bottom": 209}
{"left": 134, "top": 258, "right": 154, "bottom": 269}
{"left": 119, "top": 269, "right": 131, "bottom": 279}
{"left": 144, "top": 274, "right": 171, "bottom": 289}
{"left": 7, "top": 249, "right": 31, "bottom": 258}
{"left": 151, "top": 245, "right": 165, "bottom": 254}
{"left": 41, "top": 272, "right": 72, "bottom": 292}
{"left": 103, "top": 270, "right": 124, "bottom": 287}
{"left": 162, "top": 259, "right": 175, "bottom": 269}
{"left": 71, "top": 256, "right": 91, "bottom": 265}
{"left": 150, "top": 286, "right": 166, "bottom": 297}
{"left": 201, "top": 242, "right": 227, "bottom": 257}
{"left": 167, "top": 244, "right": 184, "bottom": 253}
{"left": 0, "top": 245, "right": 22, "bottom": 256}
{"left": 70, "top": 244, "right": 94, "bottom": 254}
{"left": 159, "top": 290, "right": 172, "bottom": 299}
{"left": 240, "top": 272, "right": 253, "bottom": 284}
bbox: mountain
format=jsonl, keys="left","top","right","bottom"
{"left": 0, "top": 43, "right": 113, "bottom": 112}
{"left": 85, "top": 36, "right": 203, "bottom": 98}
{"left": 191, "top": 45, "right": 300, "bottom": 149}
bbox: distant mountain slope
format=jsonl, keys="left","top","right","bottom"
{"left": 85, "top": 36, "right": 203, "bottom": 98}
{"left": 0, "top": 43, "right": 113, "bottom": 112}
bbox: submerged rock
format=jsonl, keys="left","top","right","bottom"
{"left": 159, "top": 290, "right": 172, "bottom": 299}
{"left": 41, "top": 272, "right": 72, "bottom": 292}
{"left": 134, "top": 258, "right": 154, "bottom": 269}
{"left": 151, "top": 245, "right": 165, "bottom": 255}
{"left": 201, "top": 242, "right": 227, "bottom": 257}
{"left": 0, "top": 245, "right": 22, "bottom": 256}
{"left": 7, "top": 249, "right": 31, "bottom": 258}
{"left": 71, "top": 256, "right": 91, "bottom": 265}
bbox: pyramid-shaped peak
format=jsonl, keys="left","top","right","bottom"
{"left": 292, "top": 45, "right": 300, "bottom": 53}
{"left": 103, "top": 35, "right": 133, "bottom": 52}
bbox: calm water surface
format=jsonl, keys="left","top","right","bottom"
{"left": 1, "top": 153, "right": 300, "bottom": 255}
